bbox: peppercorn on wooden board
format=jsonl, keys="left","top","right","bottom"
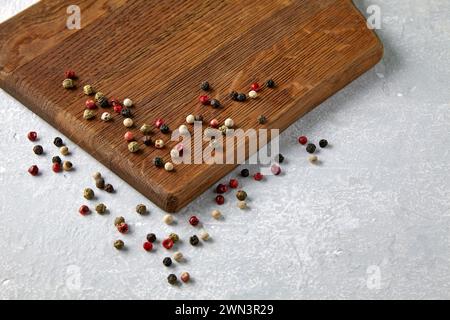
{"left": 0, "top": 0, "right": 383, "bottom": 212}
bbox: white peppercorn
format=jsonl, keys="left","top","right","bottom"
{"left": 123, "top": 118, "right": 133, "bottom": 128}
{"left": 173, "top": 251, "right": 183, "bottom": 262}
{"left": 199, "top": 231, "right": 210, "bottom": 241}
{"left": 101, "top": 112, "right": 111, "bottom": 121}
{"left": 123, "top": 98, "right": 133, "bottom": 107}
{"left": 211, "top": 209, "right": 222, "bottom": 219}
{"left": 163, "top": 214, "right": 174, "bottom": 225}
{"left": 186, "top": 114, "right": 195, "bottom": 124}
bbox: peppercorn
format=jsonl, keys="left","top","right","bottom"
{"left": 306, "top": 143, "right": 316, "bottom": 154}
{"left": 155, "top": 118, "right": 164, "bottom": 128}
{"left": 52, "top": 156, "right": 62, "bottom": 164}
{"left": 210, "top": 99, "right": 221, "bottom": 108}
{"left": 65, "top": 70, "right": 76, "bottom": 79}
{"left": 114, "top": 216, "right": 125, "bottom": 226}
{"left": 298, "top": 136, "right": 308, "bottom": 145}
{"left": 92, "top": 172, "right": 101, "bottom": 180}
{"left": 28, "top": 165, "right": 39, "bottom": 176}
{"left": 154, "top": 139, "right": 164, "bottom": 148}
{"left": 163, "top": 257, "right": 172, "bottom": 267}
{"left": 160, "top": 124, "right": 170, "bottom": 134}
{"left": 167, "top": 274, "right": 177, "bottom": 285}
{"left": 94, "top": 92, "right": 104, "bottom": 101}
{"left": 229, "top": 179, "right": 239, "bottom": 189}
{"left": 169, "top": 233, "right": 179, "bottom": 243}
{"left": 236, "top": 93, "right": 247, "bottom": 102}
{"left": 93, "top": 178, "right": 104, "bottom": 190}
{"left": 199, "top": 95, "right": 210, "bottom": 105}
{"left": 142, "top": 136, "right": 153, "bottom": 146}
{"left": 121, "top": 108, "right": 132, "bottom": 118}
{"left": 117, "top": 222, "right": 129, "bottom": 234}
{"left": 200, "top": 81, "right": 210, "bottom": 91}
{"left": 216, "top": 183, "right": 228, "bottom": 194}
{"left": 271, "top": 164, "right": 281, "bottom": 176}
{"left": 219, "top": 125, "right": 227, "bottom": 136}
{"left": 143, "top": 241, "right": 153, "bottom": 251}
{"left": 236, "top": 190, "right": 247, "bottom": 201}
{"left": 154, "top": 157, "right": 164, "bottom": 168}
{"left": 189, "top": 216, "right": 199, "bottom": 226}
{"left": 95, "top": 203, "right": 107, "bottom": 214}
{"left": 146, "top": 233, "right": 156, "bottom": 243}
{"left": 79, "top": 205, "right": 90, "bottom": 215}
{"left": 180, "top": 272, "right": 190, "bottom": 283}
{"left": 309, "top": 155, "right": 318, "bottom": 163}
{"left": 199, "top": 231, "right": 210, "bottom": 241}
{"left": 62, "top": 78, "right": 75, "bottom": 89}
{"left": 113, "top": 104, "right": 123, "bottom": 114}
{"left": 101, "top": 112, "right": 111, "bottom": 121}
{"left": 215, "top": 195, "right": 225, "bottom": 205}
{"left": 178, "top": 124, "right": 189, "bottom": 135}
{"left": 248, "top": 90, "right": 258, "bottom": 99}
{"left": 63, "top": 161, "right": 73, "bottom": 171}
{"left": 254, "top": 172, "right": 263, "bottom": 181}
{"left": 162, "top": 238, "right": 174, "bottom": 249}
{"left": 27, "top": 131, "right": 37, "bottom": 141}
{"left": 250, "top": 82, "right": 260, "bottom": 92}
{"left": 83, "top": 85, "right": 94, "bottom": 95}
{"left": 240, "top": 168, "right": 249, "bottom": 177}
{"left": 123, "top": 118, "right": 134, "bottom": 128}
{"left": 140, "top": 124, "right": 152, "bottom": 135}
{"left": 85, "top": 99, "right": 96, "bottom": 109}
{"left": 258, "top": 115, "right": 267, "bottom": 124}
{"left": 164, "top": 162, "right": 174, "bottom": 172}
{"left": 275, "top": 153, "right": 285, "bottom": 163}
{"left": 238, "top": 201, "right": 247, "bottom": 209}
{"left": 97, "top": 96, "right": 110, "bottom": 108}
{"left": 114, "top": 240, "right": 124, "bottom": 250}
{"left": 109, "top": 98, "right": 121, "bottom": 106}
{"left": 224, "top": 118, "right": 234, "bottom": 128}
{"left": 173, "top": 251, "right": 183, "bottom": 262}
{"left": 83, "top": 109, "right": 95, "bottom": 120}
{"left": 210, "top": 119, "right": 219, "bottom": 129}
{"left": 83, "top": 188, "right": 94, "bottom": 200}
{"left": 52, "top": 162, "right": 61, "bottom": 173}
{"left": 124, "top": 131, "right": 134, "bottom": 142}
{"left": 319, "top": 139, "right": 328, "bottom": 148}
{"left": 33, "top": 145, "right": 44, "bottom": 155}
{"left": 194, "top": 115, "right": 203, "bottom": 122}
{"left": 211, "top": 209, "right": 222, "bottom": 219}
{"left": 230, "top": 91, "right": 239, "bottom": 100}
{"left": 123, "top": 98, "right": 133, "bottom": 108}
{"left": 128, "top": 141, "right": 139, "bottom": 153}
{"left": 53, "top": 137, "right": 64, "bottom": 147}
{"left": 189, "top": 235, "right": 199, "bottom": 246}
{"left": 136, "top": 204, "right": 147, "bottom": 215}
{"left": 60, "top": 146, "right": 69, "bottom": 156}
{"left": 163, "top": 214, "right": 174, "bottom": 225}
{"left": 186, "top": 114, "right": 195, "bottom": 124}
{"left": 266, "top": 79, "right": 276, "bottom": 88}
{"left": 104, "top": 184, "right": 114, "bottom": 193}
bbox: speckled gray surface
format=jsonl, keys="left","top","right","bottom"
{"left": 1, "top": 0, "right": 450, "bottom": 300}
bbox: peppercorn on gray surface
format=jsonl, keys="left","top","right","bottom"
{"left": 1, "top": 0, "right": 450, "bottom": 299}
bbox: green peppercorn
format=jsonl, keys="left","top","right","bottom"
{"left": 140, "top": 124, "right": 152, "bottom": 135}
{"left": 167, "top": 274, "right": 177, "bottom": 285}
{"left": 236, "top": 190, "right": 247, "bottom": 201}
{"left": 146, "top": 233, "right": 156, "bottom": 243}
{"left": 306, "top": 143, "right": 316, "bottom": 154}
{"left": 104, "top": 183, "right": 114, "bottom": 193}
{"left": 128, "top": 141, "right": 139, "bottom": 153}
{"left": 163, "top": 257, "right": 172, "bottom": 267}
{"left": 319, "top": 139, "right": 328, "bottom": 148}
{"left": 189, "top": 235, "right": 199, "bottom": 246}
{"left": 154, "top": 157, "right": 164, "bottom": 168}
{"left": 258, "top": 115, "right": 267, "bottom": 124}
{"left": 83, "top": 188, "right": 94, "bottom": 200}
{"left": 275, "top": 153, "right": 285, "bottom": 163}
{"left": 94, "top": 92, "right": 104, "bottom": 101}
{"left": 136, "top": 204, "right": 147, "bottom": 215}
{"left": 95, "top": 203, "right": 107, "bottom": 214}
{"left": 54, "top": 137, "right": 64, "bottom": 147}
{"left": 83, "top": 85, "right": 94, "bottom": 95}
{"left": 114, "top": 216, "right": 125, "bottom": 226}
{"left": 169, "top": 233, "right": 179, "bottom": 243}
{"left": 114, "top": 240, "right": 124, "bottom": 250}
{"left": 83, "top": 109, "right": 96, "bottom": 120}
{"left": 160, "top": 124, "right": 170, "bottom": 134}
{"left": 52, "top": 156, "right": 62, "bottom": 164}
{"left": 95, "top": 177, "right": 105, "bottom": 189}
{"left": 33, "top": 145, "right": 44, "bottom": 155}
{"left": 200, "top": 81, "right": 210, "bottom": 91}
{"left": 62, "top": 78, "right": 75, "bottom": 89}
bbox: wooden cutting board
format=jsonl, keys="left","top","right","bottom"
{"left": 0, "top": 0, "right": 383, "bottom": 212}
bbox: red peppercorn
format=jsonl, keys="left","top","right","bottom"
{"left": 253, "top": 172, "right": 263, "bottom": 181}
{"left": 271, "top": 164, "right": 281, "bottom": 176}
{"left": 162, "top": 238, "right": 174, "bottom": 250}
{"left": 113, "top": 104, "right": 123, "bottom": 114}
{"left": 85, "top": 99, "right": 96, "bottom": 109}
{"left": 199, "top": 95, "right": 210, "bottom": 105}
{"left": 229, "top": 179, "right": 239, "bottom": 188}
{"left": 189, "top": 216, "right": 200, "bottom": 226}
{"left": 79, "top": 205, "right": 90, "bottom": 216}
{"left": 210, "top": 119, "right": 219, "bottom": 128}
{"left": 298, "top": 136, "right": 308, "bottom": 145}
{"left": 143, "top": 241, "right": 153, "bottom": 251}
{"left": 52, "top": 162, "right": 61, "bottom": 173}
{"left": 215, "top": 195, "right": 225, "bottom": 205}
{"left": 251, "top": 82, "right": 261, "bottom": 92}
{"left": 27, "top": 131, "right": 37, "bottom": 142}
{"left": 216, "top": 183, "right": 228, "bottom": 194}
{"left": 28, "top": 165, "right": 39, "bottom": 176}
{"left": 64, "top": 70, "right": 76, "bottom": 79}
{"left": 124, "top": 131, "right": 134, "bottom": 142}
{"left": 155, "top": 118, "right": 164, "bottom": 128}
{"left": 117, "top": 222, "right": 129, "bottom": 234}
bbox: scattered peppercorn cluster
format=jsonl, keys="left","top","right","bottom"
{"left": 298, "top": 135, "right": 329, "bottom": 164}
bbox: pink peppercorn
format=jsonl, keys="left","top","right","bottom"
{"left": 181, "top": 272, "right": 190, "bottom": 283}
{"left": 271, "top": 164, "right": 281, "bottom": 176}
{"left": 85, "top": 99, "right": 96, "bottom": 109}
{"left": 52, "top": 163, "right": 61, "bottom": 173}
{"left": 28, "top": 165, "right": 39, "bottom": 176}
{"left": 27, "top": 131, "right": 37, "bottom": 142}
{"left": 113, "top": 105, "right": 123, "bottom": 114}
{"left": 155, "top": 119, "right": 164, "bottom": 128}
{"left": 162, "top": 238, "right": 174, "bottom": 250}
{"left": 229, "top": 179, "right": 239, "bottom": 188}
{"left": 199, "top": 95, "right": 210, "bottom": 105}
{"left": 298, "top": 136, "right": 308, "bottom": 145}
{"left": 251, "top": 82, "right": 261, "bottom": 92}
{"left": 210, "top": 119, "right": 219, "bottom": 128}
{"left": 216, "top": 183, "right": 228, "bottom": 194}
{"left": 117, "top": 223, "right": 129, "bottom": 234}
{"left": 79, "top": 205, "right": 90, "bottom": 216}
{"left": 124, "top": 131, "right": 134, "bottom": 141}
{"left": 253, "top": 172, "right": 263, "bottom": 181}
{"left": 189, "top": 216, "right": 199, "bottom": 226}
{"left": 215, "top": 195, "right": 225, "bottom": 205}
{"left": 143, "top": 241, "right": 153, "bottom": 251}
{"left": 64, "top": 70, "right": 76, "bottom": 79}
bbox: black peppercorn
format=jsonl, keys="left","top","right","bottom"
{"left": 236, "top": 93, "right": 247, "bottom": 102}
{"left": 200, "top": 81, "right": 210, "bottom": 91}
{"left": 189, "top": 235, "right": 199, "bottom": 246}
{"left": 230, "top": 91, "right": 238, "bottom": 101}
{"left": 240, "top": 169, "right": 249, "bottom": 177}
{"left": 163, "top": 257, "right": 172, "bottom": 267}
{"left": 53, "top": 137, "right": 64, "bottom": 147}
{"left": 146, "top": 233, "right": 156, "bottom": 243}
{"left": 121, "top": 108, "right": 132, "bottom": 118}
{"left": 167, "top": 274, "right": 177, "bottom": 285}
{"left": 104, "top": 183, "right": 114, "bottom": 193}
{"left": 52, "top": 156, "right": 62, "bottom": 164}
{"left": 275, "top": 153, "right": 285, "bottom": 163}
{"left": 266, "top": 79, "right": 276, "bottom": 88}
{"left": 97, "top": 96, "right": 110, "bottom": 108}
{"left": 160, "top": 124, "right": 170, "bottom": 134}
{"left": 154, "top": 157, "right": 164, "bottom": 168}
{"left": 142, "top": 136, "right": 153, "bottom": 146}
{"left": 306, "top": 143, "right": 316, "bottom": 154}
{"left": 33, "top": 145, "right": 44, "bottom": 155}
{"left": 319, "top": 139, "right": 328, "bottom": 148}
{"left": 210, "top": 99, "right": 221, "bottom": 108}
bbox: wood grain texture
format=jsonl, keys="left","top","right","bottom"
{"left": 0, "top": 0, "right": 383, "bottom": 212}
